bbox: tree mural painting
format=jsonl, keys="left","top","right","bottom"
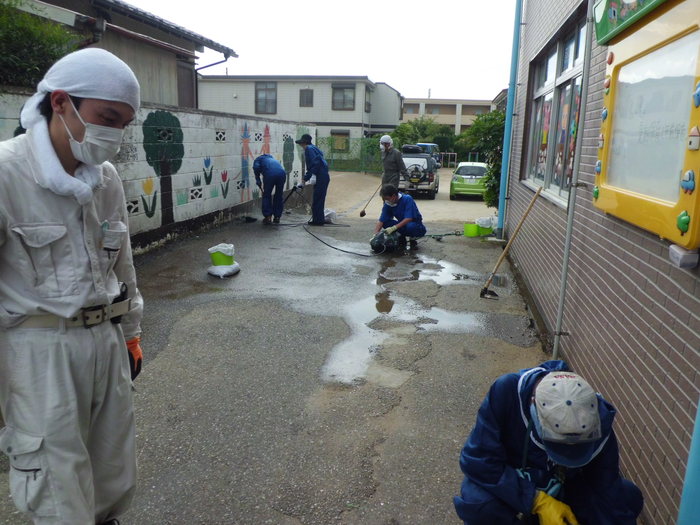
{"left": 283, "top": 136, "right": 295, "bottom": 188}
{"left": 142, "top": 110, "right": 184, "bottom": 225}
{"left": 240, "top": 123, "right": 254, "bottom": 201}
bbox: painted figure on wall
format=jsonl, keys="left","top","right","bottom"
{"left": 261, "top": 124, "right": 271, "bottom": 155}
{"left": 283, "top": 136, "right": 295, "bottom": 188}
{"left": 241, "top": 123, "right": 254, "bottom": 201}
{"left": 142, "top": 110, "right": 184, "bottom": 225}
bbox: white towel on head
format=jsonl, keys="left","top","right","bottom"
{"left": 21, "top": 47, "right": 140, "bottom": 129}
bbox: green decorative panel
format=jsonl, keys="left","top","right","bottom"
{"left": 594, "top": 0, "right": 670, "bottom": 45}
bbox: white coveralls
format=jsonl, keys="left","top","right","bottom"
{"left": 0, "top": 119, "right": 143, "bottom": 524}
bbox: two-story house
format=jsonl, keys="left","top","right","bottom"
{"left": 197, "top": 75, "right": 403, "bottom": 143}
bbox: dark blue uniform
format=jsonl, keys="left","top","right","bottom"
{"left": 454, "top": 360, "right": 643, "bottom": 524}
{"left": 378, "top": 193, "right": 426, "bottom": 239}
{"left": 303, "top": 144, "right": 330, "bottom": 224}
{"left": 253, "top": 154, "right": 287, "bottom": 220}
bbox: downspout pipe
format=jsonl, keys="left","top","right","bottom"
{"left": 678, "top": 396, "right": 700, "bottom": 524}
{"left": 496, "top": 0, "right": 524, "bottom": 238}
{"left": 552, "top": 0, "right": 595, "bottom": 360}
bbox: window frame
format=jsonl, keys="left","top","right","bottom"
{"left": 330, "top": 130, "right": 351, "bottom": 152}
{"left": 255, "top": 82, "right": 277, "bottom": 115}
{"left": 299, "top": 89, "right": 313, "bottom": 107}
{"left": 524, "top": 20, "right": 587, "bottom": 204}
{"left": 332, "top": 85, "right": 355, "bottom": 111}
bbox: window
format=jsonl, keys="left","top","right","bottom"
{"left": 330, "top": 130, "right": 350, "bottom": 152}
{"left": 525, "top": 21, "right": 586, "bottom": 201}
{"left": 365, "top": 88, "right": 371, "bottom": 113}
{"left": 332, "top": 85, "right": 355, "bottom": 110}
{"left": 255, "top": 82, "right": 276, "bottom": 114}
{"left": 299, "top": 89, "right": 313, "bottom": 107}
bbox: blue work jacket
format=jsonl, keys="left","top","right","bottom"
{"left": 379, "top": 193, "right": 423, "bottom": 225}
{"left": 303, "top": 144, "right": 329, "bottom": 182}
{"left": 455, "top": 360, "right": 640, "bottom": 524}
{"left": 253, "top": 154, "right": 286, "bottom": 186}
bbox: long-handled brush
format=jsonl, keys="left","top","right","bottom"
{"left": 480, "top": 187, "right": 542, "bottom": 299}
{"left": 359, "top": 182, "right": 383, "bottom": 217}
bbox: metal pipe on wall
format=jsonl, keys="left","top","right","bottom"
{"left": 496, "top": 0, "right": 524, "bottom": 237}
{"left": 552, "top": 0, "right": 596, "bottom": 360}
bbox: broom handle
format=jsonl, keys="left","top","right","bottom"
{"left": 484, "top": 187, "right": 542, "bottom": 289}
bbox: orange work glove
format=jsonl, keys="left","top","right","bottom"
{"left": 126, "top": 337, "right": 143, "bottom": 380}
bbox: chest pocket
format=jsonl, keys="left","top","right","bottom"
{"left": 11, "top": 223, "right": 79, "bottom": 298}
{"left": 99, "top": 221, "right": 126, "bottom": 275}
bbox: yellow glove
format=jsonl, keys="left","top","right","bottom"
{"left": 532, "top": 491, "right": 579, "bottom": 525}
{"left": 384, "top": 225, "right": 398, "bottom": 234}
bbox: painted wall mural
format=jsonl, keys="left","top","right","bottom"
{"left": 141, "top": 110, "right": 184, "bottom": 226}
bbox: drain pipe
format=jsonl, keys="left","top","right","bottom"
{"left": 496, "top": 0, "right": 524, "bottom": 238}
{"left": 552, "top": 0, "right": 595, "bottom": 360}
{"left": 678, "top": 397, "right": 700, "bottom": 524}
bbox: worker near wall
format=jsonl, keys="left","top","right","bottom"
{"left": 379, "top": 134, "right": 407, "bottom": 188}
{"left": 253, "top": 154, "right": 287, "bottom": 224}
{"left": 0, "top": 48, "right": 144, "bottom": 525}
{"left": 373, "top": 184, "right": 426, "bottom": 250}
{"left": 454, "top": 360, "right": 643, "bottom": 525}
{"left": 295, "top": 133, "right": 330, "bottom": 226}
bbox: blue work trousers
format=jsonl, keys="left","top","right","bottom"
{"left": 382, "top": 218, "right": 426, "bottom": 239}
{"left": 310, "top": 175, "right": 330, "bottom": 224}
{"left": 262, "top": 173, "right": 286, "bottom": 219}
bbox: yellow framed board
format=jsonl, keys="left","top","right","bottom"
{"left": 594, "top": 0, "right": 700, "bottom": 249}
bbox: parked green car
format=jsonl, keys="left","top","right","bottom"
{"left": 450, "top": 162, "right": 488, "bottom": 200}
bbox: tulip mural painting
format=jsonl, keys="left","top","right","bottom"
{"left": 141, "top": 177, "right": 157, "bottom": 218}
{"left": 221, "top": 170, "right": 230, "bottom": 199}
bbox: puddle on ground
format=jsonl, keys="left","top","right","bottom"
{"left": 322, "top": 257, "right": 527, "bottom": 384}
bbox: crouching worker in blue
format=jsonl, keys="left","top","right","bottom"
{"left": 454, "top": 361, "right": 643, "bottom": 525}
{"left": 253, "top": 154, "right": 287, "bottom": 224}
{"left": 373, "top": 184, "right": 426, "bottom": 250}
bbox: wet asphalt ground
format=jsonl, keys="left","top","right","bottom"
{"left": 0, "top": 171, "right": 548, "bottom": 524}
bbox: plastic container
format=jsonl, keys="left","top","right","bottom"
{"left": 464, "top": 223, "right": 479, "bottom": 237}
{"left": 478, "top": 226, "right": 494, "bottom": 236}
{"left": 208, "top": 243, "right": 235, "bottom": 266}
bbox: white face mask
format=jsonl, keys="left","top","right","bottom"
{"left": 59, "top": 98, "right": 124, "bottom": 165}
{"left": 380, "top": 144, "right": 386, "bottom": 152}
{"left": 384, "top": 199, "right": 397, "bottom": 207}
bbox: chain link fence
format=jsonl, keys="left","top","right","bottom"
{"left": 317, "top": 136, "right": 383, "bottom": 173}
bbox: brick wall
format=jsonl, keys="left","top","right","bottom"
{"left": 504, "top": 1, "right": 700, "bottom": 524}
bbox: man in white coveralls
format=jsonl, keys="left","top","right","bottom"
{"left": 0, "top": 48, "right": 144, "bottom": 525}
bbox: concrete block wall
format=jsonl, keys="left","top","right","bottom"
{"left": 505, "top": 1, "right": 699, "bottom": 524}
{"left": 0, "top": 92, "right": 312, "bottom": 247}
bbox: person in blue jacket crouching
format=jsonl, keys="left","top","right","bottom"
{"left": 454, "top": 360, "right": 643, "bottom": 525}
{"left": 373, "top": 184, "right": 426, "bottom": 250}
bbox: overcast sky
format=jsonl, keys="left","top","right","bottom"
{"left": 128, "top": 0, "right": 517, "bottom": 101}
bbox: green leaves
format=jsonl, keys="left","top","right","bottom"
{"left": 0, "top": 0, "right": 78, "bottom": 87}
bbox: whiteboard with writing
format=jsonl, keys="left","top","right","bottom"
{"left": 607, "top": 31, "right": 699, "bottom": 203}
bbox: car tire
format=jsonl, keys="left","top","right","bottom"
{"left": 449, "top": 194, "right": 455, "bottom": 201}
{"left": 428, "top": 189, "right": 436, "bottom": 200}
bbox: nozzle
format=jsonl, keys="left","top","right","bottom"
{"left": 359, "top": 210, "right": 366, "bottom": 217}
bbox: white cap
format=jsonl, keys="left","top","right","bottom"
{"left": 380, "top": 134, "right": 393, "bottom": 145}
{"left": 531, "top": 372, "right": 602, "bottom": 467}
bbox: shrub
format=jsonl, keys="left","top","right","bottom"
{"left": 0, "top": 0, "right": 78, "bottom": 88}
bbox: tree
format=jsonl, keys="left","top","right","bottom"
{"left": 391, "top": 116, "right": 449, "bottom": 148}
{"left": 455, "top": 110, "right": 505, "bottom": 208}
{"left": 0, "top": 0, "right": 78, "bottom": 88}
